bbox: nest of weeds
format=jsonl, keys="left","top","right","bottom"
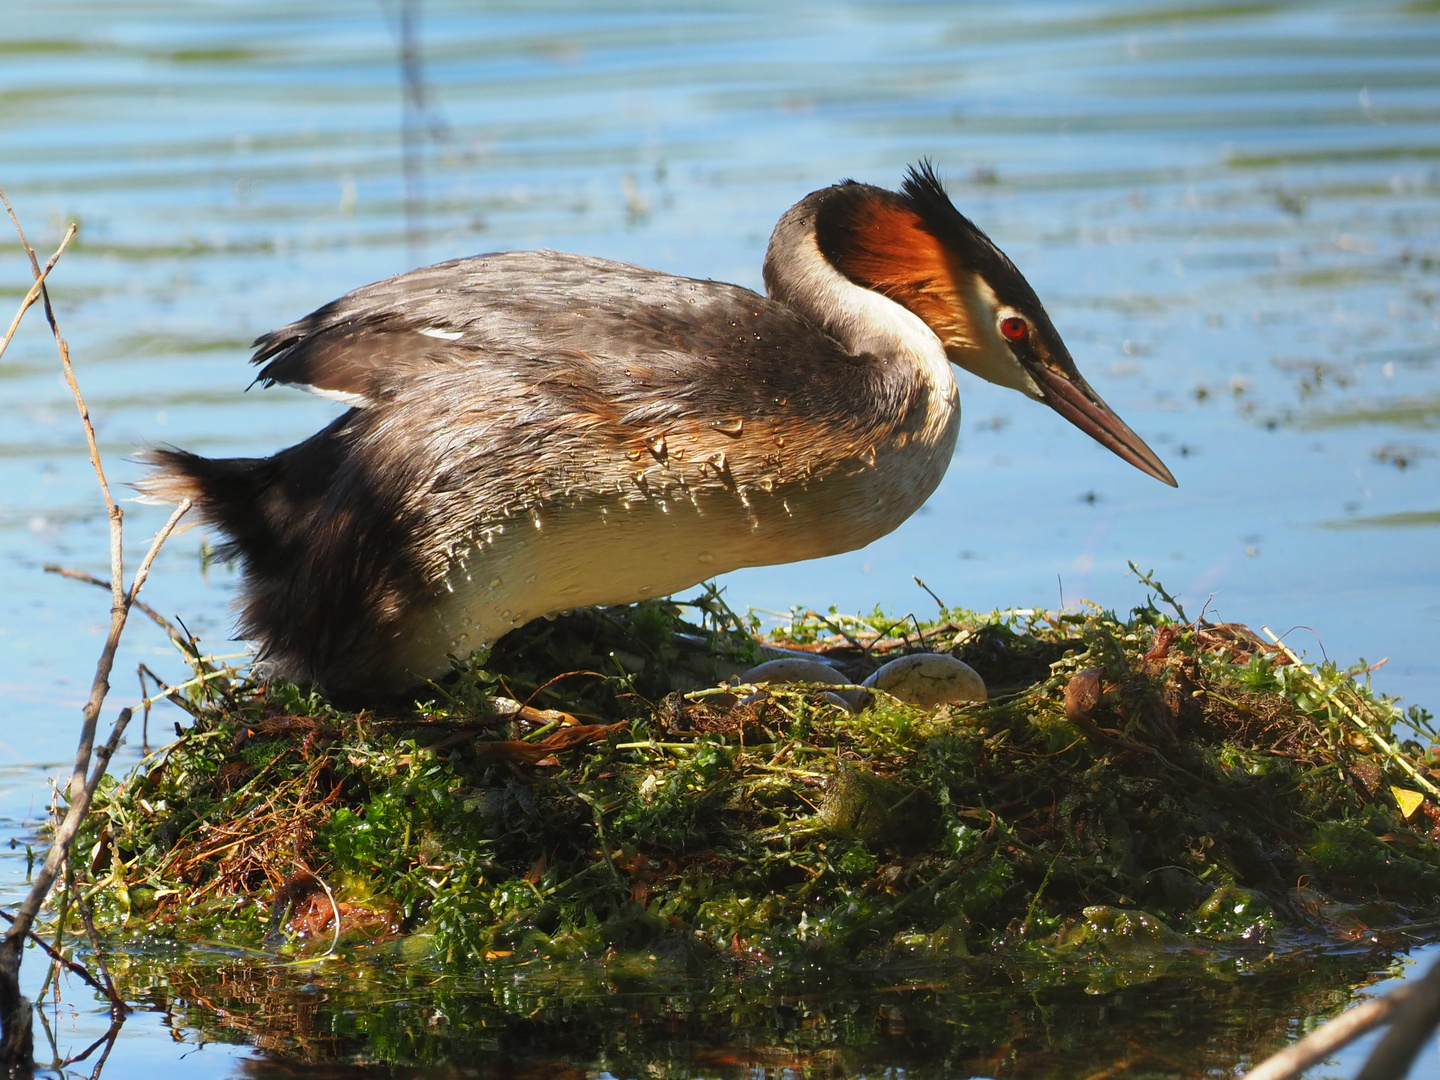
{"left": 73, "top": 584, "right": 1440, "bottom": 974}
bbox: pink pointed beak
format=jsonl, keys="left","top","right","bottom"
{"left": 1031, "top": 363, "right": 1177, "bottom": 487}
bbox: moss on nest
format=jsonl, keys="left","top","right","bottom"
{"left": 72, "top": 581, "right": 1440, "bottom": 974}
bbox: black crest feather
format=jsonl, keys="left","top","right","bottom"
{"left": 899, "top": 161, "right": 1047, "bottom": 317}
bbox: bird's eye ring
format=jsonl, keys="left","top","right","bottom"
{"left": 999, "top": 317, "right": 1029, "bottom": 342}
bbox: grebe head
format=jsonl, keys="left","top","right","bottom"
{"left": 766, "top": 162, "right": 1176, "bottom": 487}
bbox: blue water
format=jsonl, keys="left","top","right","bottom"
{"left": 3, "top": 0, "right": 1440, "bottom": 1075}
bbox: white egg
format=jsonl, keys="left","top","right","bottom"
{"left": 738, "top": 657, "right": 867, "bottom": 711}
{"left": 862, "top": 654, "right": 986, "bottom": 708}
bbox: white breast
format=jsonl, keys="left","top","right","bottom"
{"left": 388, "top": 374, "right": 959, "bottom": 685}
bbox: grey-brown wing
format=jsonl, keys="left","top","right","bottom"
{"left": 248, "top": 250, "right": 853, "bottom": 407}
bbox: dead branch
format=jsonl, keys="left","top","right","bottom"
{"left": 5, "top": 709, "right": 133, "bottom": 946}
{"left": 1239, "top": 954, "right": 1440, "bottom": 1080}
{"left": 3, "top": 499, "right": 192, "bottom": 947}
{"left": 69, "top": 884, "right": 125, "bottom": 1019}
{"left": 0, "top": 225, "right": 75, "bottom": 364}
{"left": 1356, "top": 953, "right": 1440, "bottom": 1080}
{"left": 0, "top": 191, "right": 191, "bottom": 1069}
{"left": 0, "top": 912, "right": 107, "bottom": 1001}
{"left": 45, "top": 565, "right": 204, "bottom": 664}
{"left": 1239, "top": 990, "right": 1402, "bottom": 1080}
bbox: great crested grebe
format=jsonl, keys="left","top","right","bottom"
{"left": 140, "top": 163, "right": 1175, "bottom": 700}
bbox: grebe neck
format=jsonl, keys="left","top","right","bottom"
{"left": 762, "top": 195, "right": 950, "bottom": 380}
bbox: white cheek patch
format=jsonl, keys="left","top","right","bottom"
{"left": 994, "top": 303, "right": 1045, "bottom": 400}
{"left": 955, "top": 280, "right": 1044, "bottom": 400}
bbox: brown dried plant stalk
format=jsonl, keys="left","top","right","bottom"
{"left": 1239, "top": 952, "right": 1440, "bottom": 1080}
{"left": 0, "top": 189, "right": 190, "bottom": 1069}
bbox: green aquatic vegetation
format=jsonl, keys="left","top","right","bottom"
{"left": 66, "top": 585, "right": 1440, "bottom": 982}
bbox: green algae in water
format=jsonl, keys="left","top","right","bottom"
{"left": 62, "top": 591, "right": 1440, "bottom": 1070}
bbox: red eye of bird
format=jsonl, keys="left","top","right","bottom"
{"left": 1000, "top": 316, "right": 1029, "bottom": 342}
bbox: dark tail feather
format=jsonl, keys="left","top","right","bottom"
{"left": 137, "top": 429, "right": 416, "bottom": 696}
{"left": 135, "top": 448, "right": 281, "bottom": 563}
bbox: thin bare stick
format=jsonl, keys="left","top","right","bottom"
{"left": 60, "top": 500, "right": 190, "bottom": 804}
{"left": 3, "top": 707, "right": 133, "bottom": 1059}
{"left": 138, "top": 666, "right": 153, "bottom": 753}
{"left": 5, "top": 196, "right": 122, "bottom": 605}
{"left": 913, "top": 576, "right": 947, "bottom": 612}
{"left": 69, "top": 882, "right": 125, "bottom": 1018}
{"left": 1356, "top": 953, "right": 1440, "bottom": 1080}
{"left": 1262, "top": 626, "right": 1440, "bottom": 801}
{"left": 46, "top": 565, "right": 204, "bottom": 663}
{"left": 4, "top": 708, "right": 133, "bottom": 947}
{"left": 1239, "top": 979, "right": 1418, "bottom": 1080}
{"left": 0, "top": 912, "right": 107, "bottom": 998}
{"left": 2, "top": 202, "right": 121, "bottom": 801}
{"left": 1, "top": 187, "right": 63, "bottom": 335}
{"left": 1, "top": 199, "right": 193, "bottom": 1066}
{"left": 0, "top": 225, "right": 75, "bottom": 363}
{"left": 125, "top": 504, "right": 191, "bottom": 612}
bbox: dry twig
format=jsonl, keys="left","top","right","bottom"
{"left": 45, "top": 565, "right": 205, "bottom": 664}
{"left": 1262, "top": 627, "right": 1440, "bottom": 802}
{"left": 0, "top": 226, "right": 75, "bottom": 363}
{"left": 1239, "top": 987, "right": 1411, "bottom": 1080}
{"left": 0, "top": 191, "right": 191, "bottom": 1068}
{"left": 0, "top": 912, "right": 106, "bottom": 1000}
{"left": 1240, "top": 953, "right": 1440, "bottom": 1080}
{"left": 1356, "top": 954, "right": 1440, "bottom": 1080}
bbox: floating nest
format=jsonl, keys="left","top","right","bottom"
{"left": 74, "top": 578, "right": 1440, "bottom": 977}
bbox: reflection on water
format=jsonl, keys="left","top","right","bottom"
{"left": 1322, "top": 508, "right": 1440, "bottom": 528}
{"left": 89, "top": 945, "right": 1406, "bottom": 1080}
{"left": 3, "top": 0, "right": 1440, "bottom": 1076}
